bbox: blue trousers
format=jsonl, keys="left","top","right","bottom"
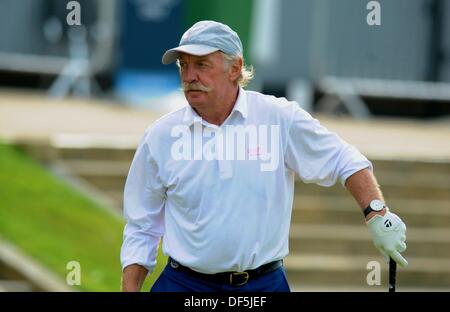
{"left": 150, "top": 263, "right": 291, "bottom": 292}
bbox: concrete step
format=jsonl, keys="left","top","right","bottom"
{"left": 376, "top": 168, "right": 450, "bottom": 187}
{"left": 62, "top": 164, "right": 450, "bottom": 201}
{"left": 289, "top": 224, "right": 450, "bottom": 258}
{"left": 50, "top": 146, "right": 450, "bottom": 166}
{"left": 18, "top": 132, "right": 450, "bottom": 176}
{"left": 0, "top": 280, "right": 33, "bottom": 292}
{"left": 54, "top": 159, "right": 131, "bottom": 176}
{"left": 17, "top": 142, "right": 136, "bottom": 163}
{"left": 78, "top": 175, "right": 127, "bottom": 192}
{"left": 295, "top": 181, "right": 450, "bottom": 200}
{"left": 22, "top": 143, "right": 450, "bottom": 201}
{"left": 0, "top": 239, "right": 73, "bottom": 292}
{"left": 284, "top": 254, "right": 450, "bottom": 288}
{"left": 100, "top": 190, "right": 123, "bottom": 206}
{"left": 71, "top": 173, "right": 450, "bottom": 201}
{"left": 95, "top": 190, "right": 450, "bottom": 228}
{"left": 34, "top": 144, "right": 450, "bottom": 177}
{"left": 371, "top": 159, "right": 450, "bottom": 175}
{"left": 97, "top": 189, "right": 450, "bottom": 230}
{"left": 56, "top": 147, "right": 135, "bottom": 162}
{"left": 53, "top": 158, "right": 450, "bottom": 192}
{"left": 292, "top": 195, "right": 450, "bottom": 227}
{"left": 20, "top": 141, "right": 450, "bottom": 189}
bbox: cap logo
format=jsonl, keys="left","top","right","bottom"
{"left": 182, "top": 30, "right": 191, "bottom": 41}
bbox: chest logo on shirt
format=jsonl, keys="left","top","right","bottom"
{"left": 170, "top": 120, "right": 280, "bottom": 172}
{"left": 247, "top": 147, "right": 264, "bottom": 157}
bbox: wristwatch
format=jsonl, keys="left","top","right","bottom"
{"left": 363, "top": 199, "right": 386, "bottom": 217}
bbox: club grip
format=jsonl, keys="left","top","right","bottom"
{"left": 389, "top": 258, "right": 397, "bottom": 292}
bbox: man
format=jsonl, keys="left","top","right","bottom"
{"left": 121, "top": 20, "right": 407, "bottom": 292}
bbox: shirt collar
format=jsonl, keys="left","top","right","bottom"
{"left": 182, "top": 87, "right": 248, "bottom": 126}
{"left": 233, "top": 87, "right": 248, "bottom": 119}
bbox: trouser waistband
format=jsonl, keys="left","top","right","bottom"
{"left": 167, "top": 257, "right": 283, "bottom": 286}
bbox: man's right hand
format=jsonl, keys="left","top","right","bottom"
{"left": 122, "top": 264, "right": 149, "bottom": 292}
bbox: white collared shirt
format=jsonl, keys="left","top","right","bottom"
{"left": 120, "top": 88, "right": 372, "bottom": 274}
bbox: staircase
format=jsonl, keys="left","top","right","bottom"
{"left": 19, "top": 139, "right": 450, "bottom": 291}
{"left": 0, "top": 238, "right": 72, "bottom": 292}
{"left": 288, "top": 160, "right": 450, "bottom": 291}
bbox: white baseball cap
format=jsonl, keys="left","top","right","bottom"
{"left": 162, "top": 20, "right": 243, "bottom": 65}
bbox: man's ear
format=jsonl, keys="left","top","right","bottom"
{"left": 229, "top": 57, "right": 243, "bottom": 82}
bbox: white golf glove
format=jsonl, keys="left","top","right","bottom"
{"left": 366, "top": 208, "right": 408, "bottom": 267}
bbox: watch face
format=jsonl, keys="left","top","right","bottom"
{"left": 370, "top": 199, "right": 385, "bottom": 211}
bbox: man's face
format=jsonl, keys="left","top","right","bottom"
{"left": 179, "top": 51, "right": 234, "bottom": 109}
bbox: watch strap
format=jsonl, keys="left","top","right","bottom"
{"left": 363, "top": 205, "right": 373, "bottom": 217}
{"left": 363, "top": 201, "right": 387, "bottom": 217}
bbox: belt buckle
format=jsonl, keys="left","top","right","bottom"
{"left": 229, "top": 272, "right": 249, "bottom": 286}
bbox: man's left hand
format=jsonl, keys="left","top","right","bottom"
{"left": 366, "top": 209, "right": 408, "bottom": 267}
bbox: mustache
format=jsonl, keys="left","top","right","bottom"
{"left": 182, "top": 82, "right": 213, "bottom": 92}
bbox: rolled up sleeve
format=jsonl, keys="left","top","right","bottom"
{"left": 284, "top": 106, "right": 372, "bottom": 187}
{"left": 120, "top": 136, "right": 166, "bottom": 273}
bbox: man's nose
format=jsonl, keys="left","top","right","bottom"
{"left": 182, "top": 64, "right": 198, "bottom": 83}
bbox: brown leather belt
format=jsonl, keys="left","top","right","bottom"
{"left": 167, "top": 257, "right": 283, "bottom": 286}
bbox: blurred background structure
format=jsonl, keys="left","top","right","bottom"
{"left": 0, "top": 0, "right": 449, "bottom": 291}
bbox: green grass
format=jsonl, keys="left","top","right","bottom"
{"left": 0, "top": 143, "right": 166, "bottom": 291}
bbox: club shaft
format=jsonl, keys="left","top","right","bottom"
{"left": 389, "top": 258, "right": 397, "bottom": 292}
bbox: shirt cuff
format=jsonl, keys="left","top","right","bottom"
{"left": 120, "top": 234, "right": 159, "bottom": 274}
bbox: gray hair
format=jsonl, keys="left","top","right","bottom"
{"left": 221, "top": 52, "right": 254, "bottom": 88}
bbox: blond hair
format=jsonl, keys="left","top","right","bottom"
{"left": 222, "top": 52, "right": 254, "bottom": 88}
